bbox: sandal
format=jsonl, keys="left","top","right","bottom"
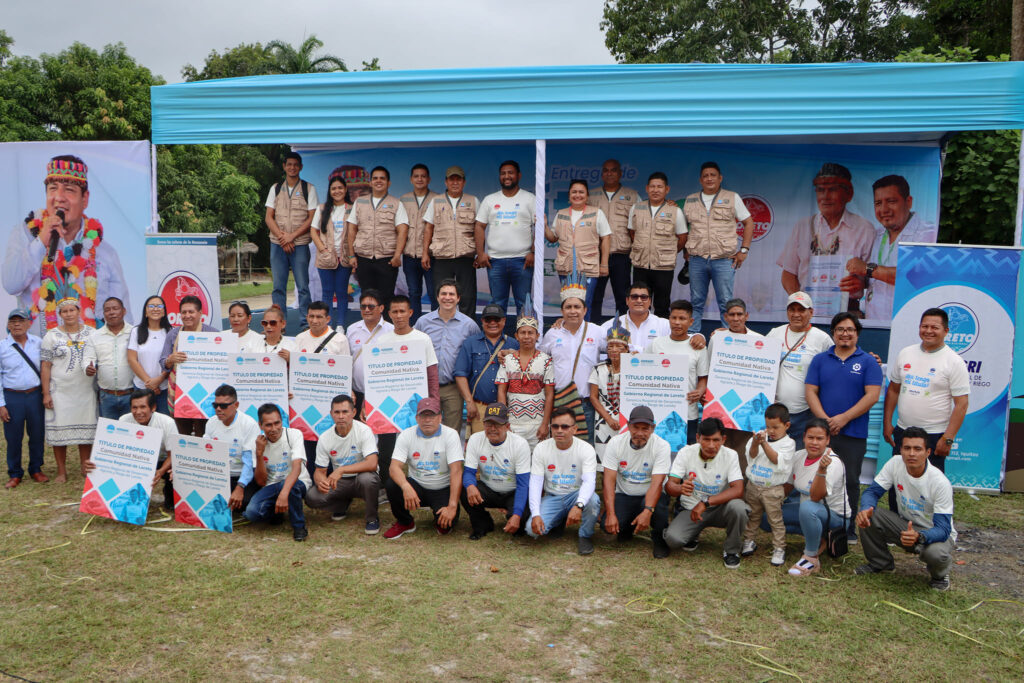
{"left": 787, "top": 555, "right": 820, "bottom": 577}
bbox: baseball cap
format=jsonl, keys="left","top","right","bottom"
{"left": 7, "top": 308, "right": 31, "bottom": 320}
{"left": 416, "top": 397, "right": 441, "bottom": 415}
{"left": 481, "top": 303, "right": 505, "bottom": 320}
{"left": 628, "top": 406, "right": 656, "bottom": 426}
{"left": 482, "top": 402, "right": 509, "bottom": 424}
{"left": 445, "top": 165, "right": 466, "bottom": 179}
{"left": 786, "top": 292, "right": 813, "bottom": 309}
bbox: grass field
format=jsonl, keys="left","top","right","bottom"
{"left": 2, "top": 453, "right": 1023, "bottom": 681}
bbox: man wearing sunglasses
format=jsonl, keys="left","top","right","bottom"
{"left": 204, "top": 384, "right": 262, "bottom": 511}
{"left": 346, "top": 289, "right": 393, "bottom": 418}
{"left": 597, "top": 282, "right": 671, "bottom": 354}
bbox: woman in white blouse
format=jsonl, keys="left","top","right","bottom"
{"left": 310, "top": 169, "right": 353, "bottom": 328}
{"left": 126, "top": 295, "right": 172, "bottom": 414}
{"left": 228, "top": 301, "right": 260, "bottom": 352}
{"left": 255, "top": 304, "right": 296, "bottom": 363}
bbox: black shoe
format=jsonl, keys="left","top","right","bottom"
{"left": 677, "top": 263, "right": 689, "bottom": 285}
{"left": 469, "top": 529, "right": 488, "bottom": 541}
{"left": 293, "top": 525, "right": 308, "bottom": 542}
{"left": 929, "top": 575, "right": 951, "bottom": 591}
{"left": 653, "top": 542, "right": 670, "bottom": 559}
{"left": 578, "top": 537, "right": 595, "bottom": 555}
{"left": 723, "top": 553, "right": 741, "bottom": 569}
{"left": 682, "top": 539, "right": 698, "bottom": 552}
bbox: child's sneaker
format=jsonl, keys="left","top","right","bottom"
{"left": 771, "top": 547, "right": 786, "bottom": 566}
{"left": 741, "top": 540, "right": 757, "bottom": 557}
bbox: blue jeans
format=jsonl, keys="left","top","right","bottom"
{"left": 590, "top": 253, "right": 631, "bottom": 323}
{"left": 154, "top": 388, "right": 169, "bottom": 416}
{"left": 582, "top": 401, "right": 595, "bottom": 444}
{"left": 98, "top": 390, "right": 132, "bottom": 421}
{"left": 526, "top": 490, "right": 601, "bottom": 539}
{"left": 487, "top": 257, "right": 532, "bottom": 315}
{"left": 243, "top": 479, "right": 308, "bottom": 529}
{"left": 403, "top": 255, "right": 435, "bottom": 323}
{"left": 558, "top": 274, "right": 598, "bottom": 317}
{"left": 271, "top": 242, "right": 311, "bottom": 326}
{"left": 779, "top": 498, "right": 847, "bottom": 557}
{"left": 688, "top": 256, "right": 735, "bottom": 334}
{"left": 787, "top": 409, "right": 813, "bottom": 450}
{"left": 3, "top": 388, "right": 44, "bottom": 479}
{"left": 318, "top": 266, "right": 352, "bottom": 327}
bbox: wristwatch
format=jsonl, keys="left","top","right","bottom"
{"left": 644, "top": 505, "right": 655, "bottom": 513}
{"left": 699, "top": 494, "right": 710, "bottom": 506}
{"left": 739, "top": 246, "right": 749, "bottom": 254}
{"left": 865, "top": 262, "right": 877, "bottom": 280}
{"left": 944, "top": 438, "right": 954, "bottom": 446}
{"left": 576, "top": 501, "right": 586, "bottom": 510}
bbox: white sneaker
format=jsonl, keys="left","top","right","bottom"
{"left": 771, "top": 547, "right": 786, "bottom": 566}
{"left": 741, "top": 540, "right": 757, "bottom": 557}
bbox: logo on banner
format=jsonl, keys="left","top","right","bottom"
{"left": 136, "top": 430, "right": 145, "bottom": 439}
{"left": 941, "top": 303, "right": 979, "bottom": 354}
{"left": 327, "top": 358, "right": 336, "bottom": 367}
{"left": 158, "top": 271, "right": 213, "bottom": 326}
{"left": 630, "top": 357, "right": 640, "bottom": 366}
{"left": 400, "top": 345, "right": 408, "bottom": 354}
{"left": 262, "top": 356, "right": 271, "bottom": 365}
{"left": 204, "top": 443, "right": 213, "bottom": 451}
{"left": 738, "top": 195, "right": 774, "bottom": 242}
{"left": 299, "top": 357, "right": 308, "bottom": 365}
{"left": 661, "top": 358, "right": 671, "bottom": 367}
{"left": 754, "top": 340, "right": 764, "bottom": 349}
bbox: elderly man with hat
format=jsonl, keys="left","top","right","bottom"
{"left": 454, "top": 302, "right": 519, "bottom": 436}
{"left": 383, "top": 397, "right": 465, "bottom": 539}
{"left": 421, "top": 165, "right": 480, "bottom": 317}
{"left": 1, "top": 308, "right": 46, "bottom": 487}
{"left": 776, "top": 163, "right": 875, "bottom": 308}
{"left": 460, "top": 402, "right": 532, "bottom": 539}
{"left": 3, "top": 155, "right": 132, "bottom": 336}
{"left": 601, "top": 406, "right": 673, "bottom": 558}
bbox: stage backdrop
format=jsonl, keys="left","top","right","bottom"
{"left": 882, "top": 244, "right": 1020, "bottom": 492}
{"left": 295, "top": 141, "right": 940, "bottom": 325}
{"left": 0, "top": 141, "right": 151, "bottom": 334}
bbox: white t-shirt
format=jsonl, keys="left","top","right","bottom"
{"left": 310, "top": 204, "right": 349, "bottom": 254}
{"left": 788, "top": 449, "right": 849, "bottom": 516}
{"left": 569, "top": 208, "right": 612, "bottom": 237}
{"left": 392, "top": 424, "right": 464, "bottom": 490}
{"left": 745, "top": 434, "right": 797, "bottom": 487}
{"left": 376, "top": 329, "right": 439, "bottom": 367}
{"left": 127, "top": 326, "right": 168, "bottom": 390}
{"left": 668, "top": 443, "right": 743, "bottom": 510}
{"left": 119, "top": 411, "right": 178, "bottom": 459}
{"left": 235, "top": 330, "right": 262, "bottom": 353}
{"left": 645, "top": 336, "right": 710, "bottom": 420}
{"left": 701, "top": 192, "right": 751, "bottom": 221}
{"left": 204, "top": 412, "right": 261, "bottom": 476}
{"left": 539, "top": 322, "right": 601, "bottom": 392}
{"left": 766, "top": 325, "right": 833, "bottom": 413}
{"left": 294, "top": 327, "right": 351, "bottom": 356}
{"left": 873, "top": 456, "right": 956, "bottom": 542}
{"left": 261, "top": 428, "right": 312, "bottom": 487}
{"left": 531, "top": 437, "right": 598, "bottom": 496}
{"left": 707, "top": 327, "right": 764, "bottom": 359}
{"left": 476, "top": 189, "right": 537, "bottom": 259}
{"left": 347, "top": 196, "right": 409, "bottom": 227}
{"left": 599, "top": 313, "right": 670, "bottom": 354}
{"left": 250, "top": 336, "right": 297, "bottom": 356}
{"left": 464, "top": 431, "right": 532, "bottom": 493}
{"left": 347, "top": 319, "right": 394, "bottom": 393}
{"left": 315, "top": 421, "right": 378, "bottom": 476}
{"left": 264, "top": 182, "right": 319, "bottom": 210}
{"left": 627, "top": 203, "right": 688, "bottom": 234}
{"left": 888, "top": 343, "right": 970, "bottom": 433}
{"left": 602, "top": 432, "right": 671, "bottom": 497}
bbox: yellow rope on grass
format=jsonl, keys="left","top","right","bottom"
{"left": 0, "top": 541, "right": 72, "bottom": 564}
{"left": 876, "top": 600, "right": 1021, "bottom": 660}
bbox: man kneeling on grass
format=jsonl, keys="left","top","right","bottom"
{"left": 243, "top": 404, "right": 312, "bottom": 542}
{"left": 384, "top": 398, "right": 464, "bottom": 539}
{"left": 527, "top": 406, "right": 601, "bottom": 555}
{"left": 664, "top": 417, "right": 748, "bottom": 568}
{"left": 305, "top": 394, "right": 381, "bottom": 535}
{"left": 855, "top": 426, "right": 956, "bottom": 591}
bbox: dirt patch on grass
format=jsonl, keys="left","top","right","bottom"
{"left": 953, "top": 525, "right": 1024, "bottom": 599}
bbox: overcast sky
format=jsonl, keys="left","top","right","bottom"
{"left": 5, "top": 0, "right": 616, "bottom": 83}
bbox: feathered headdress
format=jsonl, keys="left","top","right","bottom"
{"left": 606, "top": 310, "right": 630, "bottom": 345}
{"left": 516, "top": 292, "right": 539, "bottom": 331}
{"left": 560, "top": 263, "right": 588, "bottom": 304}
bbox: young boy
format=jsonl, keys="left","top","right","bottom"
{"left": 741, "top": 403, "right": 796, "bottom": 565}
{"left": 645, "top": 299, "right": 709, "bottom": 445}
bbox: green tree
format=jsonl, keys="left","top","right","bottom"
{"left": 181, "top": 43, "right": 279, "bottom": 82}
{"left": 904, "top": 0, "right": 1012, "bottom": 59}
{"left": 266, "top": 35, "right": 347, "bottom": 73}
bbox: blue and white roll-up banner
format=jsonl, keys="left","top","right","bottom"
{"left": 883, "top": 244, "right": 1021, "bottom": 491}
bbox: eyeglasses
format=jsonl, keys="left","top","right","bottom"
{"left": 261, "top": 320, "right": 281, "bottom": 327}
{"left": 212, "top": 402, "right": 234, "bottom": 410}
{"left": 628, "top": 294, "right": 650, "bottom": 301}
{"left": 359, "top": 303, "right": 380, "bottom": 310}
{"left": 550, "top": 423, "right": 575, "bottom": 430}
{"left": 146, "top": 304, "right": 165, "bottom": 310}
{"left": 833, "top": 327, "right": 858, "bottom": 334}
{"left": 230, "top": 300, "right": 248, "bottom": 306}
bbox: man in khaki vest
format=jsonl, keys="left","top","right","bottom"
{"left": 587, "top": 159, "right": 638, "bottom": 323}
{"left": 264, "top": 152, "right": 318, "bottom": 331}
{"left": 628, "top": 172, "right": 687, "bottom": 319}
{"left": 346, "top": 166, "right": 410, "bottom": 307}
{"left": 422, "top": 166, "right": 479, "bottom": 318}
{"left": 682, "top": 162, "right": 754, "bottom": 334}
{"left": 400, "top": 164, "right": 440, "bottom": 323}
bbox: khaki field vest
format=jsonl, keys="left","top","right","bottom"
{"left": 427, "top": 194, "right": 479, "bottom": 260}
{"left": 630, "top": 201, "right": 679, "bottom": 271}
{"left": 587, "top": 186, "right": 637, "bottom": 254}
{"left": 683, "top": 189, "right": 741, "bottom": 260}
{"left": 352, "top": 194, "right": 402, "bottom": 259}
{"left": 552, "top": 208, "right": 602, "bottom": 276}
{"left": 400, "top": 190, "right": 440, "bottom": 258}
{"left": 272, "top": 180, "right": 313, "bottom": 246}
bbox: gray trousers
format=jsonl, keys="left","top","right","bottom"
{"left": 860, "top": 507, "right": 953, "bottom": 580}
{"left": 664, "top": 498, "right": 748, "bottom": 555}
{"left": 304, "top": 471, "right": 381, "bottom": 522}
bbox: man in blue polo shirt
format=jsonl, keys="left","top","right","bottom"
{"left": 454, "top": 303, "right": 518, "bottom": 436}
{"left": 805, "top": 312, "right": 882, "bottom": 542}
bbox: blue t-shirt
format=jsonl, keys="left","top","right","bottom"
{"left": 805, "top": 345, "right": 882, "bottom": 439}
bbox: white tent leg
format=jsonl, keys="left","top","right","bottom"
{"left": 533, "top": 139, "right": 547, "bottom": 327}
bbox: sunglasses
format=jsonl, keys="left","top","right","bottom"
{"left": 261, "top": 320, "right": 281, "bottom": 327}
{"left": 360, "top": 303, "right": 380, "bottom": 310}
{"left": 550, "top": 423, "right": 575, "bottom": 430}
{"left": 212, "top": 402, "right": 235, "bottom": 410}
{"left": 231, "top": 300, "right": 248, "bottom": 306}
{"left": 628, "top": 294, "right": 650, "bottom": 301}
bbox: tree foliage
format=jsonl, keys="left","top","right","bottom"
{"left": 266, "top": 36, "right": 347, "bottom": 74}
{"left": 904, "top": 0, "right": 1012, "bottom": 60}
{"left": 181, "top": 43, "right": 279, "bottom": 82}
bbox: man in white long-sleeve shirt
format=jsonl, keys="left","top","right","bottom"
{"left": 526, "top": 406, "right": 601, "bottom": 555}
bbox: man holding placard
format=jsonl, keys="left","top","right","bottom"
{"left": 646, "top": 300, "right": 709, "bottom": 446}
{"left": 243, "top": 404, "right": 311, "bottom": 541}
{"left": 306, "top": 394, "right": 381, "bottom": 535}
{"left": 118, "top": 388, "right": 178, "bottom": 511}
{"left": 204, "top": 384, "right": 261, "bottom": 512}
{"left": 347, "top": 289, "right": 393, "bottom": 417}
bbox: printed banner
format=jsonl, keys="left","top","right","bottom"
{"left": 363, "top": 341, "right": 428, "bottom": 434}
{"left": 174, "top": 331, "right": 238, "bottom": 419}
{"left": 289, "top": 353, "right": 353, "bottom": 440}
{"left": 80, "top": 417, "right": 161, "bottom": 526}
{"left": 883, "top": 244, "right": 1020, "bottom": 491}
{"left": 0, "top": 141, "right": 152, "bottom": 336}
{"left": 229, "top": 352, "right": 290, "bottom": 427}
{"left": 703, "top": 334, "right": 782, "bottom": 433}
{"left": 170, "top": 435, "right": 233, "bottom": 533}
{"left": 1008, "top": 261, "right": 1024, "bottom": 492}
{"left": 619, "top": 353, "right": 693, "bottom": 452}
{"left": 146, "top": 233, "right": 222, "bottom": 327}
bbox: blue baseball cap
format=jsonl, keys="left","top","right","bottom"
{"left": 7, "top": 308, "right": 31, "bottom": 320}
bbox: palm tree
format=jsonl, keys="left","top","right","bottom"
{"left": 266, "top": 36, "right": 346, "bottom": 74}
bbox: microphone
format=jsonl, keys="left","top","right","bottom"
{"left": 48, "top": 209, "right": 65, "bottom": 262}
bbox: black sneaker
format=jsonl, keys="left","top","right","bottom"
{"left": 293, "top": 525, "right": 308, "bottom": 542}
{"left": 929, "top": 575, "right": 951, "bottom": 591}
{"left": 682, "top": 540, "right": 698, "bottom": 552}
{"left": 854, "top": 563, "right": 895, "bottom": 575}
{"left": 578, "top": 537, "right": 595, "bottom": 555}
{"left": 652, "top": 542, "right": 670, "bottom": 559}
{"left": 468, "top": 529, "right": 488, "bottom": 541}
{"left": 723, "top": 553, "right": 741, "bottom": 569}
{"left": 330, "top": 510, "right": 348, "bottom": 522}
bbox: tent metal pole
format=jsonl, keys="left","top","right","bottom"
{"left": 533, "top": 139, "right": 546, "bottom": 327}
{"left": 1016, "top": 132, "right": 1024, "bottom": 247}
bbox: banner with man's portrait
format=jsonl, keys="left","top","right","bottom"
{"left": 0, "top": 141, "right": 152, "bottom": 335}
